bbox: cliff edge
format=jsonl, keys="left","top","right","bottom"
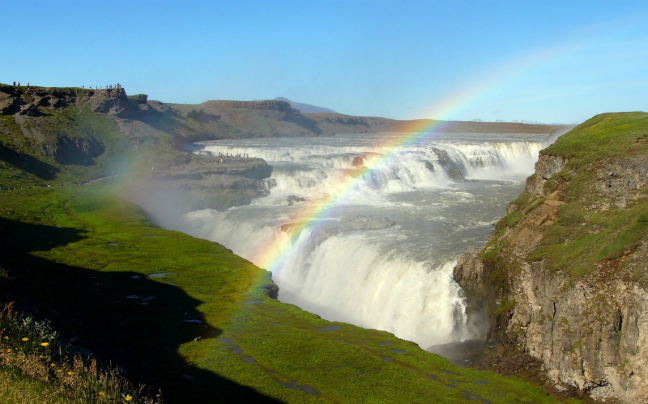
{"left": 455, "top": 112, "right": 648, "bottom": 403}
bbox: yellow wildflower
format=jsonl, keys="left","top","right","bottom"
{"left": 2, "top": 336, "right": 8, "bottom": 340}
{"left": 57, "top": 369, "right": 62, "bottom": 373}
{"left": 50, "top": 363, "right": 55, "bottom": 367}
{"left": 67, "top": 371, "right": 74, "bottom": 375}
{"left": 6, "top": 349, "right": 10, "bottom": 353}
{"left": 41, "top": 342, "right": 50, "bottom": 347}
{"left": 125, "top": 395, "right": 133, "bottom": 401}
{"left": 21, "top": 337, "right": 28, "bottom": 341}
{"left": 99, "top": 391, "right": 106, "bottom": 396}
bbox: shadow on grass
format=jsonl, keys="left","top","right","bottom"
{"left": 0, "top": 144, "right": 60, "bottom": 181}
{"left": 0, "top": 217, "right": 284, "bottom": 403}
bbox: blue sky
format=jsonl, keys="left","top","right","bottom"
{"left": 2, "top": 1, "right": 647, "bottom": 124}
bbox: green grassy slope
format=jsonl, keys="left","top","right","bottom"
{"left": 0, "top": 186, "right": 568, "bottom": 403}
{"left": 486, "top": 112, "right": 648, "bottom": 279}
{"left": 1, "top": 106, "right": 143, "bottom": 187}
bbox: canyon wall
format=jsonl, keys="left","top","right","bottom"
{"left": 455, "top": 112, "right": 648, "bottom": 403}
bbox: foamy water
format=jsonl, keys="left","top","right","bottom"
{"left": 159, "top": 132, "right": 550, "bottom": 348}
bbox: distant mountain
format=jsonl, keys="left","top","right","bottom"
{"left": 274, "top": 97, "right": 336, "bottom": 114}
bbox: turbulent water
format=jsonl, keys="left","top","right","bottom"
{"left": 177, "top": 132, "right": 550, "bottom": 349}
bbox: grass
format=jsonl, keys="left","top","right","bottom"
{"left": 0, "top": 185, "right": 568, "bottom": 403}
{"left": 488, "top": 112, "right": 648, "bottom": 279}
{"left": 0, "top": 311, "right": 158, "bottom": 404}
{"left": 542, "top": 112, "right": 648, "bottom": 163}
{"left": 0, "top": 270, "right": 159, "bottom": 403}
{"left": 528, "top": 201, "right": 648, "bottom": 276}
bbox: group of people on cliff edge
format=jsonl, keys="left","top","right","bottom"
{"left": 81, "top": 83, "right": 122, "bottom": 90}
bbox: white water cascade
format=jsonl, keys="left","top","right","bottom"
{"left": 174, "top": 132, "right": 550, "bottom": 348}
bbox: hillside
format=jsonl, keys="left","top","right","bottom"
{"left": 454, "top": 112, "right": 648, "bottom": 403}
{"left": 0, "top": 83, "right": 330, "bottom": 187}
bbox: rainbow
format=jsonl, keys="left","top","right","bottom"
{"left": 251, "top": 43, "right": 576, "bottom": 274}
{"left": 251, "top": 120, "right": 448, "bottom": 274}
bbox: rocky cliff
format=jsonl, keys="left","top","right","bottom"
{"left": 454, "top": 112, "right": 648, "bottom": 403}
{"left": 0, "top": 84, "right": 153, "bottom": 119}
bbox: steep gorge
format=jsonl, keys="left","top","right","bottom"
{"left": 455, "top": 112, "right": 648, "bottom": 403}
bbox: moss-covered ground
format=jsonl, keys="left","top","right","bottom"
{"left": 0, "top": 185, "right": 571, "bottom": 403}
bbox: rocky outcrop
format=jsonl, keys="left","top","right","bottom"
{"left": 41, "top": 135, "right": 105, "bottom": 165}
{"left": 428, "top": 148, "right": 467, "bottom": 182}
{"left": 351, "top": 156, "right": 365, "bottom": 167}
{"left": 0, "top": 86, "right": 82, "bottom": 116}
{"left": 455, "top": 113, "right": 648, "bottom": 403}
{"left": 0, "top": 85, "right": 152, "bottom": 120}
{"left": 325, "top": 116, "right": 370, "bottom": 127}
{"left": 525, "top": 154, "right": 567, "bottom": 196}
{"left": 0, "top": 85, "right": 323, "bottom": 181}
{"left": 147, "top": 154, "right": 273, "bottom": 211}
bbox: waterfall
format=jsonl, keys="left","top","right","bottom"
{"left": 170, "top": 132, "right": 548, "bottom": 347}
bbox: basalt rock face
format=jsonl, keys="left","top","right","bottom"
{"left": 455, "top": 113, "right": 648, "bottom": 403}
